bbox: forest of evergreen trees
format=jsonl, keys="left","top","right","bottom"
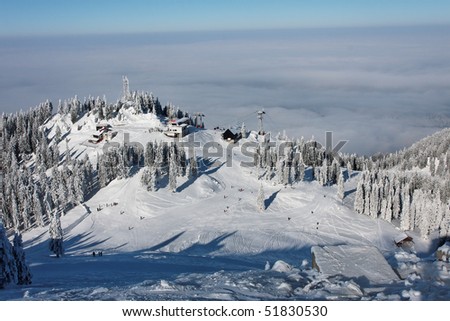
{"left": 1, "top": 88, "right": 192, "bottom": 233}
{"left": 353, "top": 128, "right": 450, "bottom": 239}
{"left": 1, "top": 223, "right": 32, "bottom": 288}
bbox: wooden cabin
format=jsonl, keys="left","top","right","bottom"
{"left": 394, "top": 233, "right": 414, "bottom": 248}
{"left": 222, "top": 129, "right": 241, "bottom": 143}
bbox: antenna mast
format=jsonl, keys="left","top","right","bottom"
{"left": 257, "top": 109, "right": 265, "bottom": 135}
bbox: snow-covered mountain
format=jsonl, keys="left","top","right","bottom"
{"left": 1, "top": 85, "right": 449, "bottom": 300}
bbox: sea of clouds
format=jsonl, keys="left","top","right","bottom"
{"left": 1, "top": 27, "right": 449, "bottom": 155}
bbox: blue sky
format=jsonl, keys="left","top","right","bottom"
{"left": 1, "top": 0, "right": 450, "bottom": 36}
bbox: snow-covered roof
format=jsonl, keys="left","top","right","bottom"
{"left": 169, "top": 117, "right": 190, "bottom": 125}
{"left": 93, "top": 130, "right": 104, "bottom": 137}
{"left": 437, "top": 242, "right": 450, "bottom": 255}
{"left": 311, "top": 245, "right": 398, "bottom": 285}
{"left": 394, "top": 232, "right": 412, "bottom": 244}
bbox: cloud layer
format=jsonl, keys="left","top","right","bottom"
{"left": 1, "top": 27, "right": 449, "bottom": 155}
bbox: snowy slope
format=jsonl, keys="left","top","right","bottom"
{"left": 2, "top": 112, "right": 449, "bottom": 300}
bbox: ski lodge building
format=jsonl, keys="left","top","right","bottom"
{"left": 164, "top": 117, "right": 190, "bottom": 138}
{"left": 91, "top": 123, "right": 112, "bottom": 143}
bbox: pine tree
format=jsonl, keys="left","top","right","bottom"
{"left": 337, "top": 170, "right": 345, "bottom": 202}
{"left": 330, "top": 159, "right": 340, "bottom": 184}
{"left": 145, "top": 166, "right": 157, "bottom": 191}
{"left": 276, "top": 159, "right": 285, "bottom": 184}
{"left": 385, "top": 188, "right": 393, "bottom": 222}
{"left": 117, "top": 147, "right": 127, "bottom": 179}
{"left": 140, "top": 167, "right": 152, "bottom": 190}
{"left": 33, "top": 185, "right": 45, "bottom": 226}
{"left": 64, "top": 140, "right": 71, "bottom": 164}
{"left": 83, "top": 154, "right": 94, "bottom": 194}
{"left": 22, "top": 197, "right": 33, "bottom": 230}
{"left": 11, "top": 197, "right": 20, "bottom": 230}
{"left": 145, "top": 142, "right": 155, "bottom": 167}
{"left": 320, "top": 158, "right": 328, "bottom": 186}
{"left": 98, "top": 155, "right": 108, "bottom": 188}
{"left": 370, "top": 183, "right": 380, "bottom": 219}
{"left": 346, "top": 161, "right": 353, "bottom": 179}
{"left": 440, "top": 203, "right": 450, "bottom": 238}
{"left": 49, "top": 211, "right": 64, "bottom": 258}
{"left": 257, "top": 183, "right": 265, "bottom": 211}
{"left": 188, "top": 156, "right": 198, "bottom": 179}
{"left": 168, "top": 150, "right": 178, "bottom": 193}
{"left": 51, "top": 144, "right": 60, "bottom": 166}
{"left": 392, "top": 184, "right": 401, "bottom": 220}
{"left": 240, "top": 122, "right": 247, "bottom": 139}
{"left": 58, "top": 167, "right": 68, "bottom": 209}
{"left": 400, "top": 185, "right": 411, "bottom": 231}
{"left": 283, "top": 161, "right": 291, "bottom": 185}
{"left": 72, "top": 165, "right": 84, "bottom": 204}
{"left": 12, "top": 233, "right": 32, "bottom": 285}
{"left": 0, "top": 222, "right": 17, "bottom": 287}
{"left": 380, "top": 199, "right": 388, "bottom": 220}
{"left": 354, "top": 174, "right": 365, "bottom": 214}
{"left": 178, "top": 146, "right": 187, "bottom": 177}
{"left": 154, "top": 142, "right": 164, "bottom": 173}
{"left": 429, "top": 157, "right": 436, "bottom": 176}
{"left": 54, "top": 125, "right": 62, "bottom": 144}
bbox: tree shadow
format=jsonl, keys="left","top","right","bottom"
{"left": 303, "top": 167, "right": 315, "bottom": 182}
{"left": 23, "top": 230, "right": 127, "bottom": 258}
{"left": 63, "top": 231, "right": 127, "bottom": 255}
{"left": 176, "top": 177, "right": 196, "bottom": 193}
{"left": 63, "top": 209, "right": 91, "bottom": 235}
{"left": 60, "top": 130, "right": 71, "bottom": 142}
{"left": 265, "top": 189, "right": 281, "bottom": 210}
{"left": 146, "top": 231, "right": 186, "bottom": 252}
{"left": 180, "top": 232, "right": 237, "bottom": 256}
{"left": 344, "top": 188, "right": 356, "bottom": 198}
{"left": 23, "top": 230, "right": 48, "bottom": 249}
{"left": 201, "top": 158, "right": 225, "bottom": 176}
{"left": 127, "top": 165, "right": 142, "bottom": 178}
{"left": 156, "top": 173, "right": 169, "bottom": 189}
{"left": 177, "top": 158, "right": 224, "bottom": 193}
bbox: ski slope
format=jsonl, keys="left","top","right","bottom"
{"left": 2, "top": 113, "right": 449, "bottom": 300}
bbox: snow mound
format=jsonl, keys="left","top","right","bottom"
{"left": 271, "top": 260, "right": 293, "bottom": 273}
{"left": 311, "top": 245, "right": 399, "bottom": 285}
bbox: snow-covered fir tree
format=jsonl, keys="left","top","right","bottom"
{"left": 168, "top": 146, "right": 178, "bottom": 193}
{"left": 48, "top": 211, "right": 64, "bottom": 258}
{"left": 188, "top": 156, "right": 198, "bottom": 180}
{"left": 369, "top": 183, "right": 380, "bottom": 219}
{"left": 0, "top": 223, "right": 17, "bottom": 287}
{"left": 54, "top": 125, "right": 62, "bottom": 144}
{"left": 337, "top": 170, "right": 345, "bottom": 202}
{"left": 141, "top": 166, "right": 157, "bottom": 191}
{"left": 145, "top": 141, "right": 155, "bottom": 168}
{"left": 12, "top": 233, "right": 32, "bottom": 285}
{"left": 400, "top": 185, "right": 411, "bottom": 231}
{"left": 32, "top": 184, "right": 45, "bottom": 227}
{"left": 354, "top": 172, "right": 366, "bottom": 214}
{"left": 346, "top": 161, "right": 353, "bottom": 179}
{"left": 149, "top": 166, "right": 158, "bottom": 191}
{"left": 240, "top": 122, "right": 247, "bottom": 139}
